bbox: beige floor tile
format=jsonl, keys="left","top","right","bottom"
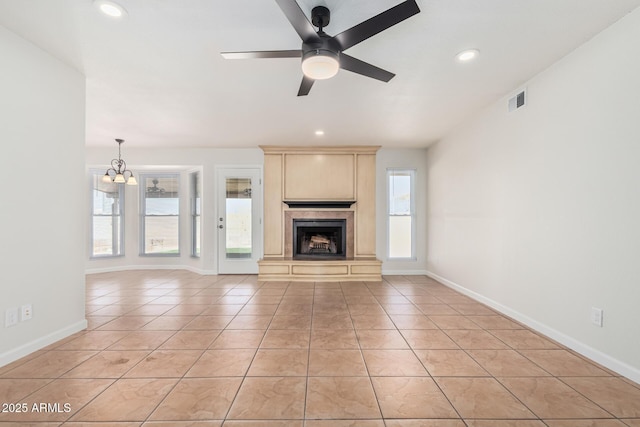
{"left": 519, "top": 349, "right": 611, "bottom": 376}
{"left": 543, "top": 420, "right": 629, "bottom": 427}
{"left": 261, "top": 330, "right": 310, "bottom": 349}
{"left": 491, "top": 330, "right": 560, "bottom": 349}
{"left": 0, "top": 378, "right": 113, "bottom": 422}
{"left": 308, "top": 350, "right": 368, "bottom": 376}
{"left": 184, "top": 316, "right": 234, "bottom": 330}
{"left": 210, "top": 330, "right": 265, "bottom": 349}
{"left": 561, "top": 377, "right": 640, "bottom": 417}
{"left": 305, "top": 421, "right": 384, "bottom": 427}
{"left": 163, "top": 304, "right": 210, "bottom": 316}
{"left": 1, "top": 351, "right": 97, "bottom": 378}
{"left": 467, "top": 315, "right": 524, "bottom": 330}
{"left": 126, "top": 304, "right": 176, "bottom": 316}
{"left": 399, "top": 329, "right": 458, "bottom": 349}
{"left": 388, "top": 314, "right": 438, "bottom": 329}
{"left": 621, "top": 419, "right": 640, "bottom": 426}
{"left": 350, "top": 315, "right": 396, "bottom": 329}
{"left": 223, "top": 421, "right": 302, "bottom": 427}
{"left": 310, "top": 329, "right": 359, "bottom": 349}
{"left": 435, "top": 377, "right": 536, "bottom": 419}
{"left": 226, "top": 315, "right": 273, "bottom": 329}
{"left": 238, "top": 304, "right": 279, "bottom": 315}
{"left": 347, "top": 303, "right": 387, "bottom": 315}
{"left": 448, "top": 303, "right": 495, "bottom": 315}
{"left": 429, "top": 315, "right": 483, "bottom": 330}
{"left": 381, "top": 304, "right": 423, "bottom": 315}
{"left": 269, "top": 315, "right": 312, "bottom": 330}
{"left": 414, "top": 349, "right": 488, "bottom": 377}
{"left": 311, "top": 313, "right": 353, "bottom": 329}
{"left": 385, "top": 421, "right": 465, "bottom": 427}
{"left": 0, "top": 378, "right": 52, "bottom": 402}
{"left": 445, "top": 330, "right": 510, "bottom": 349}
{"left": 142, "top": 316, "right": 196, "bottom": 330}
{"left": 149, "top": 378, "right": 242, "bottom": 420}
{"left": 468, "top": 350, "right": 551, "bottom": 377}
{"left": 124, "top": 350, "right": 203, "bottom": 378}
{"left": 58, "top": 331, "right": 130, "bottom": 350}
{"left": 305, "top": 377, "right": 381, "bottom": 419}
{"left": 159, "top": 330, "right": 221, "bottom": 349}
{"left": 63, "top": 350, "right": 150, "bottom": 378}
{"left": 187, "top": 349, "right": 255, "bottom": 377}
{"left": 227, "top": 377, "right": 306, "bottom": 419}
{"left": 201, "top": 305, "right": 244, "bottom": 316}
{"left": 416, "top": 304, "right": 460, "bottom": 315}
{"left": 86, "top": 316, "right": 118, "bottom": 329}
{"left": 71, "top": 378, "right": 177, "bottom": 421}
{"left": 362, "top": 350, "right": 428, "bottom": 376}
{"left": 107, "top": 331, "right": 175, "bottom": 350}
{"left": 248, "top": 349, "right": 308, "bottom": 376}
{"left": 356, "top": 329, "right": 409, "bottom": 349}
{"left": 465, "top": 421, "right": 546, "bottom": 427}
{"left": 371, "top": 376, "right": 458, "bottom": 418}
{"left": 500, "top": 377, "right": 612, "bottom": 418}
{"left": 97, "top": 316, "right": 157, "bottom": 330}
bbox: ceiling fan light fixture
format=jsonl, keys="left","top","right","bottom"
{"left": 301, "top": 49, "right": 340, "bottom": 80}
{"left": 94, "top": 0, "right": 128, "bottom": 18}
{"left": 456, "top": 49, "right": 480, "bottom": 62}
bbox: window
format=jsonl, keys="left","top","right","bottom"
{"left": 190, "top": 171, "right": 201, "bottom": 257}
{"left": 140, "top": 174, "right": 180, "bottom": 255}
{"left": 90, "top": 171, "right": 124, "bottom": 257}
{"left": 387, "top": 169, "right": 415, "bottom": 259}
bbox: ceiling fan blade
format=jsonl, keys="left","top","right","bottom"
{"left": 221, "top": 50, "right": 302, "bottom": 59}
{"left": 297, "top": 75, "right": 315, "bottom": 96}
{"left": 334, "top": 0, "right": 420, "bottom": 51}
{"left": 340, "top": 54, "right": 395, "bottom": 82}
{"left": 275, "top": 0, "right": 320, "bottom": 42}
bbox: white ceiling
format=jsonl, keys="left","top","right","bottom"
{"left": 1, "top": 0, "right": 639, "bottom": 149}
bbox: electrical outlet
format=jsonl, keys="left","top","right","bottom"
{"left": 21, "top": 304, "right": 33, "bottom": 321}
{"left": 591, "top": 307, "right": 604, "bottom": 327}
{"left": 5, "top": 307, "right": 19, "bottom": 327}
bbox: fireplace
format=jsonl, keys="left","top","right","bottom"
{"left": 293, "top": 219, "right": 346, "bottom": 260}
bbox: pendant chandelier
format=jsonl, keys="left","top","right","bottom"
{"left": 102, "top": 138, "right": 137, "bottom": 185}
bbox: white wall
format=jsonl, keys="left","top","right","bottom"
{"left": 426, "top": 8, "right": 640, "bottom": 381}
{"left": 0, "top": 26, "right": 86, "bottom": 365}
{"left": 86, "top": 147, "right": 263, "bottom": 274}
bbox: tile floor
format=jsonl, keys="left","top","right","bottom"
{"left": 1, "top": 270, "right": 640, "bottom": 426}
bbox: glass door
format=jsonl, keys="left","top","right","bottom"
{"left": 217, "top": 168, "right": 262, "bottom": 274}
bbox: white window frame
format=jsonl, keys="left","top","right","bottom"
{"left": 387, "top": 168, "right": 416, "bottom": 260}
{"left": 190, "top": 170, "right": 201, "bottom": 258}
{"left": 89, "top": 169, "right": 125, "bottom": 258}
{"left": 140, "top": 172, "right": 181, "bottom": 257}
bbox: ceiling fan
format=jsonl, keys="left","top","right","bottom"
{"left": 221, "top": 0, "right": 420, "bottom": 96}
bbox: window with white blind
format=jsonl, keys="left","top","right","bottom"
{"left": 140, "top": 174, "right": 180, "bottom": 256}
{"left": 387, "top": 169, "right": 416, "bottom": 259}
{"left": 90, "top": 171, "right": 124, "bottom": 257}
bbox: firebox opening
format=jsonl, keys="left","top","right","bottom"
{"left": 293, "top": 219, "right": 347, "bottom": 260}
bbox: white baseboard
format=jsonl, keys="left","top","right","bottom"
{"left": 426, "top": 270, "right": 640, "bottom": 384}
{"left": 85, "top": 265, "right": 217, "bottom": 276}
{"left": 0, "top": 319, "right": 88, "bottom": 368}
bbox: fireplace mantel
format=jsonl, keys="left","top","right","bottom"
{"left": 259, "top": 145, "right": 381, "bottom": 281}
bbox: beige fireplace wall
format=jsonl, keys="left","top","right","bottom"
{"left": 261, "top": 146, "right": 380, "bottom": 259}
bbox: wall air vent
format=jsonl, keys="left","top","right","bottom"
{"left": 508, "top": 89, "right": 526, "bottom": 112}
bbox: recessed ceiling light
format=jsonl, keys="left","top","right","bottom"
{"left": 315, "top": 130, "right": 325, "bottom": 136}
{"left": 456, "top": 49, "right": 480, "bottom": 62}
{"left": 94, "top": 0, "right": 128, "bottom": 18}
